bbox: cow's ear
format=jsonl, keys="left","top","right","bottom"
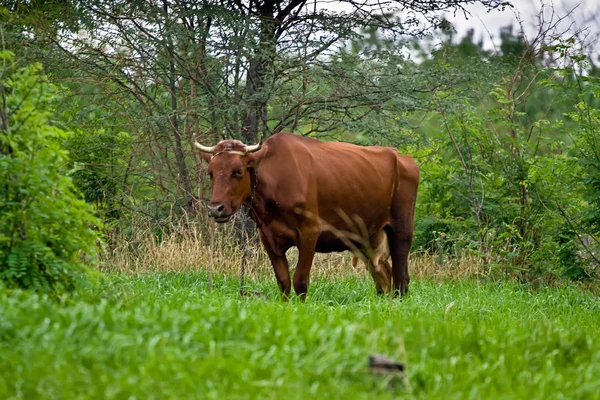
{"left": 199, "top": 152, "right": 212, "bottom": 163}
{"left": 246, "top": 148, "right": 265, "bottom": 169}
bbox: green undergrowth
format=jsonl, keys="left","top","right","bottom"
{"left": 1, "top": 273, "right": 599, "bottom": 399}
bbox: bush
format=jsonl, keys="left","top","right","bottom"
{"left": 0, "top": 52, "right": 101, "bottom": 294}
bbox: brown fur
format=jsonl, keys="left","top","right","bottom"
{"left": 200, "top": 132, "right": 419, "bottom": 299}
{"left": 213, "top": 140, "right": 247, "bottom": 154}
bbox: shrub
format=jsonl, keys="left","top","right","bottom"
{"left": 0, "top": 52, "right": 101, "bottom": 294}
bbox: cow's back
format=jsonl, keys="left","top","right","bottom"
{"left": 259, "top": 133, "right": 405, "bottom": 242}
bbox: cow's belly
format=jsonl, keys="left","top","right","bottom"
{"left": 313, "top": 208, "right": 389, "bottom": 253}
{"left": 315, "top": 231, "right": 364, "bottom": 253}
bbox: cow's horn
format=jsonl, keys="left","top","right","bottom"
{"left": 194, "top": 142, "right": 215, "bottom": 153}
{"left": 245, "top": 140, "right": 262, "bottom": 153}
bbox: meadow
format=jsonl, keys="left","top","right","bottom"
{"left": 3, "top": 2, "right": 600, "bottom": 399}
{"left": 1, "top": 265, "right": 599, "bottom": 399}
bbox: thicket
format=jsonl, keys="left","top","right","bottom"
{"left": 1, "top": 0, "right": 598, "bottom": 284}
{"left": 411, "top": 21, "right": 600, "bottom": 281}
{"left": 0, "top": 52, "right": 100, "bottom": 294}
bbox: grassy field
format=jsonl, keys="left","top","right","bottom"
{"left": 1, "top": 272, "right": 599, "bottom": 399}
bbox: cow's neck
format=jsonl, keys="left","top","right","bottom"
{"left": 244, "top": 168, "right": 267, "bottom": 225}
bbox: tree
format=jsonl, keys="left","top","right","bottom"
{"left": 1, "top": 0, "right": 512, "bottom": 215}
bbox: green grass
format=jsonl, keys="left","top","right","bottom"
{"left": 1, "top": 273, "right": 599, "bottom": 399}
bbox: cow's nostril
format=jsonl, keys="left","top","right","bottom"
{"left": 207, "top": 203, "right": 225, "bottom": 216}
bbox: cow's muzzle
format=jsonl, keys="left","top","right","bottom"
{"left": 207, "top": 202, "right": 231, "bottom": 223}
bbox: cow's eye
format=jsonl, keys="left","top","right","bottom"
{"left": 208, "top": 171, "right": 213, "bottom": 180}
{"left": 232, "top": 169, "right": 243, "bottom": 178}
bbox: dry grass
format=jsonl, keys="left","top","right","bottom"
{"left": 103, "top": 214, "right": 489, "bottom": 281}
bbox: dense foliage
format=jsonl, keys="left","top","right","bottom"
{"left": 409, "top": 25, "right": 600, "bottom": 281}
{"left": 0, "top": 52, "right": 100, "bottom": 294}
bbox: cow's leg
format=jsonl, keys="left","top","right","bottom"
{"left": 386, "top": 220, "right": 413, "bottom": 297}
{"left": 378, "top": 259, "right": 393, "bottom": 294}
{"left": 375, "top": 261, "right": 392, "bottom": 294}
{"left": 367, "top": 259, "right": 392, "bottom": 295}
{"left": 367, "top": 260, "right": 386, "bottom": 294}
{"left": 293, "top": 233, "right": 318, "bottom": 301}
{"left": 259, "top": 232, "right": 291, "bottom": 299}
{"left": 388, "top": 189, "right": 417, "bottom": 296}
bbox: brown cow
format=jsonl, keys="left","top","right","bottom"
{"left": 195, "top": 132, "right": 419, "bottom": 299}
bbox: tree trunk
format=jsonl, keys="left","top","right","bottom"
{"left": 0, "top": 83, "right": 10, "bottom": 155}
{"left": 241, "top": 1, "right": 278, "bottom": 143}
{"left": 163, "top": 0, "right": 193, "bottom": 210}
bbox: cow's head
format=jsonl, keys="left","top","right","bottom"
{"left": 195, "top": 139, "right": 263, "bottom": 223}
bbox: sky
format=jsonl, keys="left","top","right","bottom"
{"left": 444, "top": 0, "right": 600, "bottom": 58}
{"left": 323, "top": 0, "right": 600, "bottom": 59}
